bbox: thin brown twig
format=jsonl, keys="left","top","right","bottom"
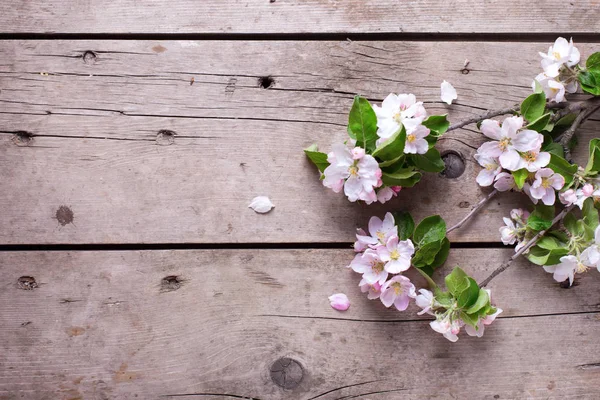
{"left": 559, "top": 103, "right": 600, "bottom": 161}
{"left": 446, "top": 189, "right": 499, "bottom": 234}
{"left": 479, "top": 205, "right": 575, "bottom": 287}
{"left": 447, "top": 105, "right": 519, "bottom": 132}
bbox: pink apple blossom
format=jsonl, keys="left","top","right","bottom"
{"left": 478, "top": 116, "right": 543, "bottom": 171}
{"left": 377, "top": 236, "right": 415, "bottom": 273}
{"left": 474, "top": 152, "right": 502, "bottom": 187}
{"left": 380, "top": 275, "right": 416, "bottom": 311}
{"left": 404, "top": 124, "right": 430, "bottom": 155}
{"left": 353, "top": 228, "right": 371, "bottom": 252}
{"left": 494, "top": 172, "right": 517, "bottom": 192}
{"left": 363, "top": 212, "right": 398, "bottom": 246}
{"left": 430, "top": 315, "right": 463, "bottom": 342}
{"left": 373, "top": 93, "right": 427, "bottom": 139}
{"left": 349, "top": 249, "right": 389, "bottom": 285}
{"left": 518, "top": 150, "right": 550, "bottom": 172}
{"left": 529, "top": 168, "right": 565, "bottom": 205}
{"left": 560, "top": 184, "right": 594, "bottom": 209}
{"left": 323, "top": 143, "right": 382, "bottom": 203}
{"left": 359, "top": 279, "right": 383, "bottom": 300}
{"left": 328, "top": 293, "right": 350, "bottom": 311}
{"left": 465, "top": 307, "right": 503, "bottom": 338}
{"left": 415, "top": 289, "right": 435, "bottom": 316}
{"left": 376, "top": 187, "right": 398, "bottom": 204}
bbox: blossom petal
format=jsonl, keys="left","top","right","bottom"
{"left": 248, "top": 196, "right": 275, "bottom": 213}
{"left": 328, "top": 293, "right": 350, "bottom": 311}
{"left": 440, "top": 80, "right": 458, "bottom": 105}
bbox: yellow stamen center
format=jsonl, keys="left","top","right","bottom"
{"left": 407, "top": 134, "right": 416, "bottom": 143}
{"left": 392, "top": 282, "right": 403, "bottom": 295}
{"left": 523, "top": 151, "right": 537, "bottom": 163}
{"left": 553, "top": 51, "right": 561, "bottom": 59}
{"left": 371, "top": 261, "right": 384, "bottom": 274}
{"left": 541, "top": 177, "right": 551, "bottom": 189}
{"left": 485, "top": 163, "right": 496, "bottom": 171}
{"left": 349, "top": 166, "right": 359, "bottom": 177}
{"left": 576, "top": 262, "right": 588, "bottom": 274}
{"left": 376, "top": 231, "right": 386, "bottom": 240}
{"left": 390, "top": 250, "right": 400, "bottom": 260}
{"left": 499, "top": 137, "right": 511, "bottom": 151}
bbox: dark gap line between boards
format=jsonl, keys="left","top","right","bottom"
{"left": 1, "top": 32, "right": 600, "bottom": 42}
{"left": 0, "top": 242, "right": 508, "bottom": 252}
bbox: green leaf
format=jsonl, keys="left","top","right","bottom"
{"left": 445, "top": 267, "right": 469, "bottom": 297}
{"left": 547, "top": 153, "right": 577, "bottom": 186}
{"left": 413, "top": 215, "right": 447, "bottom": 246}
{"left": 526, "top": 245, "right": 569, "bottom": 266}
{"left": 430, "top": 238, "right": 451, "bottom": 269}
{"left": 348, "top": 96, "right": 378, "bottom": 151}
{"left": 381, "top": 168, "right": 422, "bottom": 187}
{"left": 512, "top": 169, "right": 529, "bottom": 190}
{"left": 536, "top": 235, "right": 566, "bottom": 251}
{"left": 579, "top": 70, "right": 600, "bottom": 96}
{"left": 521, "top": 92, "right": 546, "bottom": 122}
{"left": 435, "top": 291, "right": 454, "bottom": 308}
{"left": 583, "top": 198, "right": 599, "bottom": 231}
{"left": 422, "top": 115, "right": 450, "bottom": 136}
{"left": 550, "top": 113, "right": 577, "bottom": 137}
{"left": 393, "top": 211, "right": 415, "bottom": 241}
{"left": 542, "top": 142, "right": 564, "bottom": 158}
{"left": 408, "top": 148, "right": 445, "bottom": 173}
{"left": 457, "top": 278, "right": 480, "bottom": 309}
{"left": 460, "top": 311, "right": 479, "bottom": 328}
{"left": 303, "top": 144, "right": 329, "bottom": 173}
{"left": 526, "top": 112, "right": 552, "bottom": 132}
{"left": 585, "top": 138, "right": 600, "bottom": 174}
{"left": 378, "top": 154, "right": 405, "bottom": 168}
{"left": 563, "top": 212, "right": 580, "bottom": 236}
{"left": 587, "top": 52, "right": 600, "bottom": 70}
{"left": 412, "top": 240, "right": 443, "bottom": 268}
{"left": 465, "top": 289, "right": 490, "bottom": 315}
{"left": 372, "top": 126, "right": 406, "bottom": 161}
{"left": 527, "top": 204, "right": 555, "bottom": 231}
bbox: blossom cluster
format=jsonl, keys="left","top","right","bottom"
{"left": 532, "top": 37, "right": 580, "bottom": 103}
{"left": 347, "top": 212, "right": 501, "bottom": 341}
{"left": 560, "top": 180, "right": 600, "bottom": 209}
{"left": 474, "top": 115, "right": 565, "bottom": 205}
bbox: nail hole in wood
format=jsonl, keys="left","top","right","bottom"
{"left": 156, "top": 129, "right": 176, "bottom": 146}
{"left": 82, "top": 51, "right": 97, "bottom": 65}
{"left": 55, "top": 206, "right": 74, "bottom": 226}
{"left": 258, "top": 76, "right": 275, "bottom": 89}
{"left": 11, "top": 131, "right": 34, "bottom": 146}
{"left": 461, "top": 68, "right": 470, "bottom": 74}
{"left": 17, "top": 276, "right": 38, "bottom": 290}
{"left": 161, "top": 275, "right": 183, "bottom": 292}
{"left": 440, "top": 151, "right": 466, "bottom": 179}
{"left": 270, "top": 357, "right": 303, "bottom": 389}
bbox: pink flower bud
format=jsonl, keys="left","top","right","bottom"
{"left": 391, "top": 186, "right": 402, "bottom": 193}
{"left": 351, "top": 147, "right": 365, "bottom": 160}
{"left": 328, "top": 293, "right": 350, "bottom": 311}
{"left": 583, "top": 184, "right": 594, "bottom": 197}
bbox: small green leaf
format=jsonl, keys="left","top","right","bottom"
{"left": 303, "top": 144, "right": 330, "bottom": 173}
{"left": 579, "top": 70, "right": 600, "bottom": 96}
{"left": 586, "top": 52, "right": 600, "bottom": 71}
{"left": 563, "top": 212, "right": 580, "bottom": 236}
{"left": 465, "top": 289, "right": 490, "bottom": 315}
{"left": 408, "top": 148, "right": 445, "bottom": 173}
{"left": 378, "top": 154, "right": 405, "bottom": 168}
{"left": 526, "top": 245, "right": 569, "bottom": 266}
{"left": 381, "top": 168, "right": 422, "bottom": 187}
{"left": 412, "top": 240, "right": 443, "bottom": 268}
{"left": 422, "top": 115, "right": 450, "bottom": 136}
{"left": 460, "top": 311, "right": 479, "bottom": 328}
{"left": 542, "top": 142, "right": 564, "bottom": 158}
{"left": 547, "top": 153, "right": 577, "bottom": 186}
{"left": 445, "top": 267, "right": 469, "bottom": 297}
{"left": 512, "top": 169, "right": 529, "bottom": 190}
{"left": 435, "top": 291, "right": 454, "bottom": 308}
{"left": 372, "top": 126, "right": 406, "bottom": 161}
{"left": 348, "top": 96, "right": 378, "bottom": 151}
{"left": 430, "top": 238, "right": 451, "bottom": 269}
{"left": 457, "top": 278, "right": 480, "bottom": 309}
{"left": 536, "top": 235, "right": 567, "bottom": 251}
{"left": 583, "top": 197, "right": 599, "bottom": 231}
{"left": 585, "top": 138, "right": 600, "bottom": 174}
{"left": 526, "top": 112, "right": 552, "bottom": 132}
{"left": 393, "top": 211, "right": 415, "bottom": 241}
{"left": 521, "top": 92, "right": 546, "bottom": 122}
{"left": 413, "top": 215, "right": 447, "bottom": 246}
{"left": 527, "top": 204, "right": 555, "bottom": 231}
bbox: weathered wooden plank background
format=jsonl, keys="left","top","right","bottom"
{"left": 1, "top": 2, "right": 599, "bottom": 399}
{"left": 1, "top": 1, "right": 599, "bottom": 34}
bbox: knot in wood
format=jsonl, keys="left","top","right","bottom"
{"left": 440, "top": 151, "right": 466, "bottom": 179}
{"left": 17, "top": 276, "right": 38, "bottom": 290}
{"left": 83, "top": 51, "right": 97, "bottom": 65}
{"left": 270, "top": 357, "right": 303, "bottom": 389}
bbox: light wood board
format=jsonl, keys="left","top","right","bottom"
{"left": 0, "top": 1, "right": 599, "bottom": 34}
{"left": 1, "top": 249, "right": 599, "bottom": 399}
{"left": 0, "top": 40, "right": 598, "bottom": 244}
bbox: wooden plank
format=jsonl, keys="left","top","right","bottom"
{"left": 0, "top": 249, "right": 598, "bottom": 399}
{"left": 1, "top": 1, "right": 599, "bottom": 34}
{"left": 0, "top": 40, "right": 598, "bottom": 244}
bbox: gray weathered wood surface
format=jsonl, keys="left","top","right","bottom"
{"left": 1, "top": 249, "right": 599, "bottom": 399}
{"left": 1, "top": 1, "right": 599, "bottom": 34}
{"left": 0, "top": 40, "right": 598, "bottom": 244}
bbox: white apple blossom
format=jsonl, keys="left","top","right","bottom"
{"left": 499, "top": 217, "right": 519, "bottom": 245}
{"left": 474, "top": 152, "right": 502, "bottom": 187}
{"left": 328, "top": 293, "right": 350, "bottom": 311}
{"left": 580, "top": 226, "right": 600, "bottom": 272}
{"left": 517, "top": 150, "right": 550, "bottom": 172}
{"left": 478, "top": 116, "right": 543, "bottom": 171}
{"left": 430, "top": 315, "right": 463, "bottom": 342}
{"left": 349, "top": 249, "right": 389, "bottom": 285}
{"left": 494, "top": 172, "right": 517, "bottom": 192}
{"left": 377, "top": 235, "right": 415, "bottom": 273}
{"left": 359, "top": 279, "right": 383, "bottom": 300}
{"left": 415, "top": 289, "right": 435, "bottom": 316}
{"left": 323, "top": 143, "right": 382, "bottom": 203}
{"left": 543, "top": 255, "right": 590, "bottom": 286}
{"left": 373, "top": 93, "right": 427, "bottom": 139}
{"left": 440, "top": 80, "right": 457, "bottom": 105}
{"left": 532, "top": 73, "right": 567, "bottom": 103}
{"left": 465, "top": 306, "right": 503, "bottom": 338}
{"left": 539, "top": 37, "right": 580, "bottom": 78}
{"left": 380, "top": 275, "right": 416, "bottom": 311}
{"left": 404, "top": 124, "right": 430, "bottom": 155}
{"left": 362, "top": 212, "right": 398, "bottom": 247}
{"left": 529, "top": 168, "right": 565, "bottom": 205}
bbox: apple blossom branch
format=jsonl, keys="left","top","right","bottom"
{"left": 446, "top": 189, "right": 499, "bottom": 234}
{"left": 446, "top": 106, "right": 519, "bottom": 132}
{"left": 479, "top": 204, "right": 575, "bottom": 288}
{"left": 559, "top": 100, "right": 600, "bottom": 161}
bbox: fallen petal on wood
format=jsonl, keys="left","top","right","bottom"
{"left": 248, "top": 196, "right": 275, "bottom": 213}
{"left": 328, "top": 293, "right": 350, "bottom": 311}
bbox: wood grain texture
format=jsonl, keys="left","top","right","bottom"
{"left": 1, "top": 40, "right": 599, "bottom": 244}
{"left": 1, "top": 1, "right": 599, "bottom": 34}
{"left": 0, "top": 249, "right": 599, "bottom": 399}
